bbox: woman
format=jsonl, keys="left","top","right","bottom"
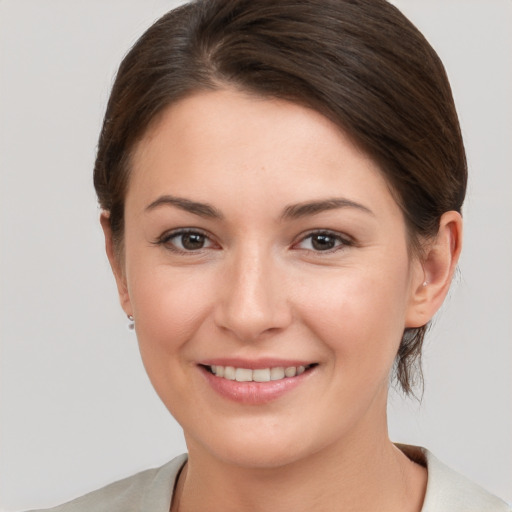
{"left": 27, "top": 0, "right": 510, "bottom": 510}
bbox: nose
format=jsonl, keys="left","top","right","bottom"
{"left": 214, "top": 245, "right": 293, "bottom": 342}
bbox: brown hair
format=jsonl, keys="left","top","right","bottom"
{"left": 94, "top": 0, "right": 467, "bottom": 395}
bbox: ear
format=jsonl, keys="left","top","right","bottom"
{"left": 100, "top": 212, "right": 133, "bottom": 317}
{"left": 405, "top": 211, "right": 463, "bottom": 328}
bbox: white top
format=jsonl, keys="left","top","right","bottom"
{"left": 29, "top": 447, "right": 510, "bottom": 511}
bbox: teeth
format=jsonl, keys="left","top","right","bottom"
{"left": 235, "top": 368, "right": 252, "bottom": 382}
{"left": 253, "top": 368, "right": 271, "bottom": 382}
{"left": 285, "top": 366, "right": 297, "bottom": 377}
{"left": 209, "top": 364, "right": 311, "bottom": 382}
{"left": 224, "top": 366, "right": 236, "bottom": 380}
{"left": 270, "top": 367, "right": 285, "bottom": 380}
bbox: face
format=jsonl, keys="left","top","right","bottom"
{"left": 113, "top": 89, "right": 426, "bottom": 469}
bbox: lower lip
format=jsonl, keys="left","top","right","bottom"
{"left": 200, "top": 366, "right": 313, "bottom": 405}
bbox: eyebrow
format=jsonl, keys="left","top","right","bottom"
{"left": 281, "top": 198, "right": 374, "bottom": 219}
{"left": 145, "top": 195, "right": 224, "bottom": 219}
{"left": 145, "top": 195, "right": 373, "bottom": 221}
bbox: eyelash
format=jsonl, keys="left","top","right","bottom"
{"left": 154, "top": 229, "right": 353, "bottom": 255}
{"left": 293, "top": 230, "right": 353, "bottom": 253}
{"left": 154, "top": 228, "right": 216, "bottom": 254}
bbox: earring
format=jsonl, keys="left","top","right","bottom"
{"left": 127, "top": 314, "right": 135, "bottom": 330}
{"left": 422, "top": 281, "right": 428, "bottom": 287}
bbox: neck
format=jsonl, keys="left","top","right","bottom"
{"left": 172, "top": 409, "right": 426, "bottom": 512}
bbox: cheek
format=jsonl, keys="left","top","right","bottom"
{"left": 126, "top": 263, "right": 216, "bottom": 375}
{"left": 295, "top": 260, "right": 411, "bottom": 372}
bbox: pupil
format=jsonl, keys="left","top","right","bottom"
{"left": 312, "top": 234, "right": 335, "bottom": 250}
{"left": 182, "top": 233, "right": 205, "bottom": 250}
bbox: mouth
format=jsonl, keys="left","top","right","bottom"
{"left": 198, "top": 359, "right": 319, "bottom": 404}
{"left": 202, "top": 363, "right": 318, "bottom": 382}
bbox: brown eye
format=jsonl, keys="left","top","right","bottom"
{"left": 295, "top": 231, "right": 350, "bottom": 252}
{"left": 311, "top": 234, "right": 337, "bottom": 251}
{"left": 180, "top": 232, "right": 206, "bottom": 250}
{"left": 158, "top": 229, "right": 215, "bottom": 252}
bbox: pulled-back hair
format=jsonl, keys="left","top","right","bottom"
{"left": 94, "top": 0, "right": 467, "bottom": 394}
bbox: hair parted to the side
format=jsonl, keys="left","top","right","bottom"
{"left": 94, "top": 0, "right": 467, "bottom": 395}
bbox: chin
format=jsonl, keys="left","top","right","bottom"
{"left": 199, "top": 437, "right": 316, "bottom": 470}
{"left": 183, "top": 412, "right": 345, "bottom": 471}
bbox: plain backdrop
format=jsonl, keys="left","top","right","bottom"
{"left": 0, "top": 1, "right": 511, "bottom": 510}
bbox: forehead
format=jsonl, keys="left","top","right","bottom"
{"left": 127, "top": 89, "right": 400, "bottom": 221}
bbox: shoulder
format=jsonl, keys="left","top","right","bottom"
{"left": 27, "top": 454, "right": 187, "bottom": 512}
{"left": 398, "top": 445, "right": 511, "bottom": 512}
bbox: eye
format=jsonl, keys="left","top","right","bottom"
{"left": 295, "top": 231, "right": 350, "bottom": 252}
{"left": 157, "top": 229, "right": 215, "bottom": 252}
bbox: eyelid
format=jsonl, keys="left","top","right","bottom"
{"left": 292, "top": 229, "right": 354, "bottom": 252}
{"left": 153, "top": 227, "right": 353, "bottom": 254}
{"left": 157, "top": 227, "right": 209, "bottom": 242}
{"left": 153, "top": 227, "right": 218, "bottom": 253}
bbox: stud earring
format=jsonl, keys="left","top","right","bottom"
{"left": 422, "top": 281, "right": 428, "bottom": 287}
{"left": 127, "top": 314, "right": 135, "bottom": 330}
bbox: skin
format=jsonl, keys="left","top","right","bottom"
{"left": 101, "top": 89, "right": 462, "bottom": 511}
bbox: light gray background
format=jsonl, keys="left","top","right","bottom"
{"left": 0, "top": 1, "right": 511, "bottom": 510}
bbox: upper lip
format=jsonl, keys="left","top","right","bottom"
{"left": 199, "top": 358, "right": 316, "bottom": 370}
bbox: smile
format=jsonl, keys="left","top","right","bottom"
{"left": 208, "top": 364, "right": 314, "bottom": 382}
{"left": 199, "top": 361, "right": 318, "bottom": 404}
